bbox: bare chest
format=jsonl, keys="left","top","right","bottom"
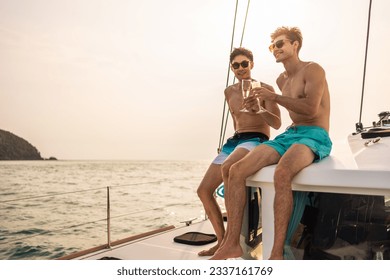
{"left": 281, "top": 74, "right": 306, "bottom": 98}
{"left": 226, "top": 88, "right": 244, "bottom": 115}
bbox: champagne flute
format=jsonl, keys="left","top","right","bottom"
{"left": 252, "top": 81, "right": 266, "bottom": 114}
{"left": 240, "top": 79, "right": 252, "bottom": 112}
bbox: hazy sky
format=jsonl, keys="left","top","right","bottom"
{"left": 1, "top": 0, "right": 389, "bottom": 160}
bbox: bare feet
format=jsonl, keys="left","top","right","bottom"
{"left": 198, "top": 244, "right": 219, "bottom": 257}
{"left": 208, "top": 244, "right": 243, "bottom": 260}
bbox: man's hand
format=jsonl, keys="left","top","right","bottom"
{"left": 254, "top": 87, "right": 277, "bottom": 101}
{"left": 243, "top": 94, "right": 260, "bottom": 113}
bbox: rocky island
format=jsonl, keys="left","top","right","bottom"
{"left": 0, "top": 129, "right": 44, "bottom": 160}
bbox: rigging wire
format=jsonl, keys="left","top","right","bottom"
{"left": 0, "top": 180, "right": 165, "bottom": 204}
{"left": 0, "top": 202, "right": 192, "bottom": 245}
{"left": 239, "top": 0, "right": 251, "bottom": 47}
{"left": 218, "top": 0, "right": 251, "bottom": 152}
{"left": 356, "top": 0, "right": 373, "bottom": 132}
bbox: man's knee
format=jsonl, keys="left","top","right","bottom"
{"left": 228, "top": 161, "right": 246, "bottom": 181}
{"left": 197, "top": 184, "right": 213, "bottom": 200}
{"left": 221, "top": 160, "right": 233, "bottom": 178}
{"left": 222, "top": 156, "right": 244, "bottom": 177}
{"left": 274, "top": 165, "right": 294, "bottom": 187}
{"left": 196, "top": 186, "right": 204, "bottom": 199}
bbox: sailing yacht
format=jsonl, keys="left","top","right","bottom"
{"left": 57, "top": 0, "right": 390, "bottom": 261}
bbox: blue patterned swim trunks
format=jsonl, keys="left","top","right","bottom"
{"left": 212, "top": 132, "right": 269, "bottom": 164}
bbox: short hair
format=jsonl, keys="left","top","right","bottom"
{"left": 271, "top": 26, "right": 303, "bottom": 53}
{"left": 229, "top": 47, "right": 254, "bottom": 63}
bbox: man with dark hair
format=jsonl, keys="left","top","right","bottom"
{"left": 197, "top": 47, "right": 280, "bottom": 256}
{"left": 211, "top": 27, "right": 331, "bottom": 260}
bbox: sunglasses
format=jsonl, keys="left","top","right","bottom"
{"left": 231, "top": 60, "right": 250, "bottom": 69}
{"left": 269, "top": 39, "right": 292, "bottom": 52}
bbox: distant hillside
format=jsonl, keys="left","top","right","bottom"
{"left": 0, "top": 129, "right": 43, "bottom": 160}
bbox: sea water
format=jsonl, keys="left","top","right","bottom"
{"left": 0, "top": 160, "right": 213, "bottom": 260}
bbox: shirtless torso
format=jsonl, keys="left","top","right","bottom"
{"left": 225, "top": 81, "right": 281, "bottom": 136}
{"left": 276, "top": 61, "right": 330, "bottom": 132}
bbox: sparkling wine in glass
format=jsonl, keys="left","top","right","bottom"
{"left": 240, "top": 79, "right": 252, "bottom": 112}
{"left": 251, "top": 81, "right": 266, "bottom": 114}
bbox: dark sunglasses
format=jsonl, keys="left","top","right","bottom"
{"left": 231, "top": 60, "right": 250, "bottom": 69}
{"left": 269, "top": 39, "right": 292, "bottom": 52}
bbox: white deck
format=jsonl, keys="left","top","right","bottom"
{"left": 75, "top": 219, "right": 223, "bottom": 260}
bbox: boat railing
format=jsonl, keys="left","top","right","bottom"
{"left": 0, "top": 180, "right": 206, "bottom": 259}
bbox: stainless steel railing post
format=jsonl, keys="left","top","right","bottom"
{"left": 107, "top": 186, "right": 111, "bottom": 248}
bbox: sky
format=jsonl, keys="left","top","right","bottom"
{"left": 0, "top": 0, "right": 389, "bottom": 161}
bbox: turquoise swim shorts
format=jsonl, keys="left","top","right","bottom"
{"left": 262, "top": 125, "right": 332, "bottom": 162}
{"left": 213, "top": 132, "right": 269, "bottom": 164}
